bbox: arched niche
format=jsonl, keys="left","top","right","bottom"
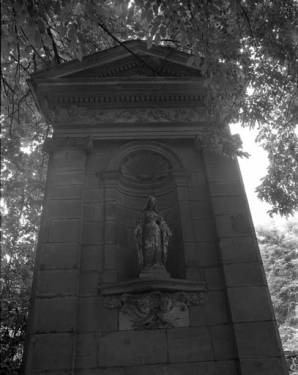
{"left": 102, "top": 141, "right": 189, "bottom": 282}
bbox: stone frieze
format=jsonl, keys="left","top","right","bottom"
{"left": 44, "top": 104, "right": 207, "bottom": 124}
{"left": 43, "top": 136, "right": 93, "bottom": 153}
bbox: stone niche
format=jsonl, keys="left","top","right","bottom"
{"left": 24, "top": 40, "right": 288, "bottom": 375}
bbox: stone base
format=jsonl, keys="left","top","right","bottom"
{"left": 139, "top": 266, "right": 171, "bottom": 279}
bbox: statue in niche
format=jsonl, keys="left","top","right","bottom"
{"left": 134, "top": 196, "right": 172, "bottom": 278}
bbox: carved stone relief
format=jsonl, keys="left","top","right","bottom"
{"left": 43, "top": 105, "right": 206, "bottom": 124}
{"left": 104, "top": 291, "right": 205, "bottom": 330}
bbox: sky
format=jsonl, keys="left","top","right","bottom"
{"left": 230, "top": 123, "right": 298, "bottom": 229}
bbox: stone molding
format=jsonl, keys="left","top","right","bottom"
{"left": 44, "top": 104, "right": 206, "bottom": 125}
{"left": 43, "top": 136, "right": 93, "bottom": 153}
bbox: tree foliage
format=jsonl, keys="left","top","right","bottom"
{"left": 1, "top": 0, "right": 298, "bottom": 371}
{"left": 257, "top": 220, "right": 298, "bottom": 351}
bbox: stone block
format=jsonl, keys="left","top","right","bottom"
{"left": 155, "top": 193, "right": 173, "bottom": 209}
{"left": 81, "top": 245, "right": 103, "bottom": 272}
{"left": 105, "top": 201, "right": 116, "bottom": 220}
{"left": 77, "top": 297, "right": 118, "bottom": 333}
{"left": 188, "top": 186, "right": 208, "bottom": 201}
{"left": 40, "top": 243, "right": 79, "bottom": 270}
{"left": 186, "top": 267, "right": 203, "bottom": 281}
{"left": 219, "top": 238, "right": 260, "bottom": 264}
{"left": 97, "top": 330, "right": 167, "bottom": 367}
{"left": 34, "top": 297, "right": 77, "bottom": 332}
{"left": 126, "top": 361, "right": 238, "bottom": 375}
{"left": 50, "top": 170, "right": 84, "bottom": 186}
{"left": 125, "top": 195, "right": 147, "bottom": 209}
{"left": 240, "top": 357, "right": 288, "bottom": 375}
{"left": 205, "top": 267, "right": 225, "bottom": 290}
{"left": 104, "top": 245, "right": 116, "bottom": 269}
{"left": 184, "top": 242, "right": 219, "bottom": 267}
{"left": 234, "top": 321, "right": 284, "bottom": 358}
{"left": 209, "top": 182, "right": 243, "bottom": 197}
{"left": 49, "top": 185, "right": 83, "bottom": 199}
{"left": 193, "top": 219, "right": 216, "bottom": 242}
{"left": 228, "top": 286, "right": 275, "bottom": 322}
{"left": 178, "top": 201, "right": 190, "bottom": 219}
{"left": 94, "top": 203, "right": 105, "bottom": 221}
{"left": 52, "top": 149, "right": 86, "bottom": 170}
{"left": 190, "top": 291, "right": 228, "bottom": 326}
{"left": 37, "top": 270, "right": 78, "bottom": 296}
{"left": 191, "top": 172, "right": 206, "bottom": 186}
{"left": 47, "top": 200, "right": 82, "bottom": 218}
{"left": 83, "top": 189, "right": 105, "bottom": 202}
{"left": 105, "top": 221, "right": 116, "bottom": 244}
{"left": 83, "top": 204, "right": 94, "bottom": 221}
{"left": 212, "top": 324, "right": 236, "bottom": 360}
{"left": 176, "top": 187, "right": 189, "bottom": 201}
{"left": 106, "top": 189, "right": 125, "bottom": 205}
{"left": 206, "top": 167, "right": 240, "bottom": 184}
{"left": 27, "top": 333, "right": 73, "bottom": 371}
{"left": 215, "top": 215, "right": 253, "bottom": 237}
{"left": 85, "top": 173, "right": 100, "bottom": 189}
{"left": 82, "top": 222, "right": 104, "bottom": 244}
{"left": 49, "top": 219, "right": 81, "bottom": 243}
{"left": 79, "top": 273, "right": 99, "bottom": 296}
{"left": 76, "top": 370, "right": 125, "bottom": 375}
{"left": 203, "top": 151, "right": 238, "bottom": 168}
{"left": 190, "top": 201, "right": 211, "bottom": 219}
{"left": 168, "top": 327, "right": 213, "bottom": 362}
{"left": 103, "top": 270, "right": 118, "bottom": 283}
{"left": 181, "top": 218, "right": 195, "bottom": 241}
{"left": 211, "top": 197, "right": 248, "bottom": 216}
{"left": 75, "top": 334, "right": 98, "bottom": 369}
{"left": 224, "top": 263, "right": 267, "bottom": 287}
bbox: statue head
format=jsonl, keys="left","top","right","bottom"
{"left": 143, "top": 196, "right": 158, "bottom": 212}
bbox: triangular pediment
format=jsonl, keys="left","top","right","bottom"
{"left": 32, "top": 40, "right": 201, "bottom": 80}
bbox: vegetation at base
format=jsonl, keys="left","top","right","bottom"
{"left": 1, "top": 1, "right": 298, "bottom": 372}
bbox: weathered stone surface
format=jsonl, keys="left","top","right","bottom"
{"left": 104, "top": 245, "right": 116, "bottom": 269}
{"left": 79, "top": 273, "right": 99, "bottom": 296}
{"left": 85, "top": 173, "right": 101, "bottom": 189}
{"left": 34, "top": 297, "right": 77, "bottom": 332}
{"left": 203, "top": 151, "right": 238, "bottom": 168}
{"left": 184, "top": 242, "right": 219, "bottom": 267}
{"left": 105, "top": 189, "right": 125, "bottom": 205}
{"left": 37, "top": 270, "right": 78, "bottom": 296}
{"left": 214, "top": 215, "right": 253, "bottom": 237}
{"left": 102, "top": 270, "right": 118, "bottom": 283}
{"left": 188, "top": 186, "right": 208, "bottom": 201}
{"left": 82, "top": 222, "right": 104, "bottom": 244}
{"left": 205, "top": 267, "right": 225, "bottom": 290}
{"left": 52, "top": 150, "right": 86, "bottom": 170}
{"left": 167, "top": 327, "right": 213, "bottom": 362}
{"left": 240, "top": 357, "right": 288, "bottom": 375}
{"left": 219, "top": 238, "right": 260, "bottom": 264}
{"left": 126, "top": 360, "right": 238, "bottom": 375}
{"left": 185, "top": 267, "right": 203, "bottom": 281}
{"left": 180, "top": 218, "right": 194, "bottom": 241}
{"left": 206, "top": 167, "right": 240, "bottom": 184}
{"left": 50, "top": 170, "right": 84, "bottom": 186}
{"left": 81, "top": 245, "right": 103, "bottom": 272}
{"left": 228, "top": 286, "right": 275, "bottom": 322}
{"left": 190, "top": 291, "right": 228, "bottom": 326}
{"left": 40, "top": 243, "right": 79, "bottom": 270}
{"left": 49, "top": 185, "right": 83, "bottom": 199}
{"left": 83, "top": 188, "right": 105, "bottom": 202}
{"left": 191, "top": 172, "right": 206, "bottom": 186}
{"left": 234, "top": 321, "right": 284, "bottom": 358}
{"left": 209, "top": 182, "right": 243, "bottom": 197}
{"left": 211, "top": 197, "right": 248, "bottom": 216}
{"left": 75, "top": 334, "right": 98, "bottom": 369}
{"left": 49, "top": 219, "right": 81, "bottom": 243}
{"left": 190, "top": 201, "right": 211, "bottom": 219}
{"left": 97, "top": 330, "right": 167, "bottom": 367}
{"left": 212, "top": 324, "right": 236, "bottom": 360}
{"left": 104, "top": 221, "right": 116, "bottom": 244}
{"left": 224, "top": 263, "right": 267, "bottom": 287}
{"left": 27, "top": 334, "right": 73, "bottom": 371}
{"left": 47, "top": 200, "right": 82, "bottom": 218}
{"left": 76, "top": 369, "right": 125, "bottom": 375}
{"left": 193, "top": 219, "right": 216, "bottom": 242}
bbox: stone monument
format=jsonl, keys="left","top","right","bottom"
{"left": 23, "top": 40, "right": 287, "bottom": 375}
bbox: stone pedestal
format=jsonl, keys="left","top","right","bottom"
{"left": 24, "top": 41, "right": 287, "bottom": 375}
